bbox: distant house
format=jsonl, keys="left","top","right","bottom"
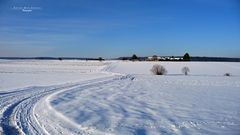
{"left": 147, "top": 56, "right": 182, "bottom": 61}
{"left": 147, "top": 55, "right": 161, "bottom": 61}
{"left": 170, "top": 57, "right": 182, "bottom": 61}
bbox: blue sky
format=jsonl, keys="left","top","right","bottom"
{"left": 0, "top": 0, "right": 239, "bottom": 58}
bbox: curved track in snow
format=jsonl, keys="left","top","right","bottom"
{"left": 0, "top": 84, "right": 78, "bottom": 135}
{"left": 0, "top": 75, "right": 122, "bottom": 135}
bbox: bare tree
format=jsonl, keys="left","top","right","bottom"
{"left": 151, "top": 64, "right": 167, "bottom": 75}
{"left": 182, "top": 66, "right": 190, "bottom": 75}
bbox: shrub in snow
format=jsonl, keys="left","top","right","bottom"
{"left": 224, "top": 73, "right": 231, "bottom": 76}
{"left": 182, "top": 66, "right": 190, "bottom": 75}
{"left": 151, "top": 64, "right": 167, "bottom": 75}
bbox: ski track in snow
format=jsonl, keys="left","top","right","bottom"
{"left": 0, "top": 61, "right": 240, "bottom": 135}
{"left": 0, "top": 84, "right": 78, "bottom": 135}
{"left": 0, "top": 76, "right": 122, "bottom": 135}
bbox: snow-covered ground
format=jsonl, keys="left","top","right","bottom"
{"left": 0, "top": 60, "right": 109, "bottom": 91}
{"left": 0, "top": 60, "right": 240, "bottom": 135}
{"left": 107, "top": 61, "right": 240, "bottom": 76}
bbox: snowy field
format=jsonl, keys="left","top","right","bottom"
{"left": 0, "top": 60, "right": 240, "bottom": 135}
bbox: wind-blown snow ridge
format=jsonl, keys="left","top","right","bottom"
{"left": 34, "top": 76, "right": 123, "bottom": 135}
{"left": 49, "top": 74, "right": 240, "bottom": 135}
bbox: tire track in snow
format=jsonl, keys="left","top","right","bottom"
{"left": 0, "top": 75, "right": 124, "bottom": 135}
{"left": 1, "top": 98, "right": 28, "bottom": 135}
{"left": 0, "top": 83, "right": 95, "bottom": 135}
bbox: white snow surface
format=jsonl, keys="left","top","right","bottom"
{"left": 0, "top": 60, "right": 240, "bottom": 135}
{"left": 106, "top": 61, "right": 240, "bottom": 76}
{"left": 0, "top": 60, "right": 109, "bottom": 91}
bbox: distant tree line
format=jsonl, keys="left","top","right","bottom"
{"left": 119, "top": 53, "right": 191, "bottom": 61}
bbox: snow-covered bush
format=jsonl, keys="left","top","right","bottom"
{"left": 182, "top": 66, "right": 190, "bottom": 75}
{"left": 151, "top": 64, "right": 167, "bottom": 75}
